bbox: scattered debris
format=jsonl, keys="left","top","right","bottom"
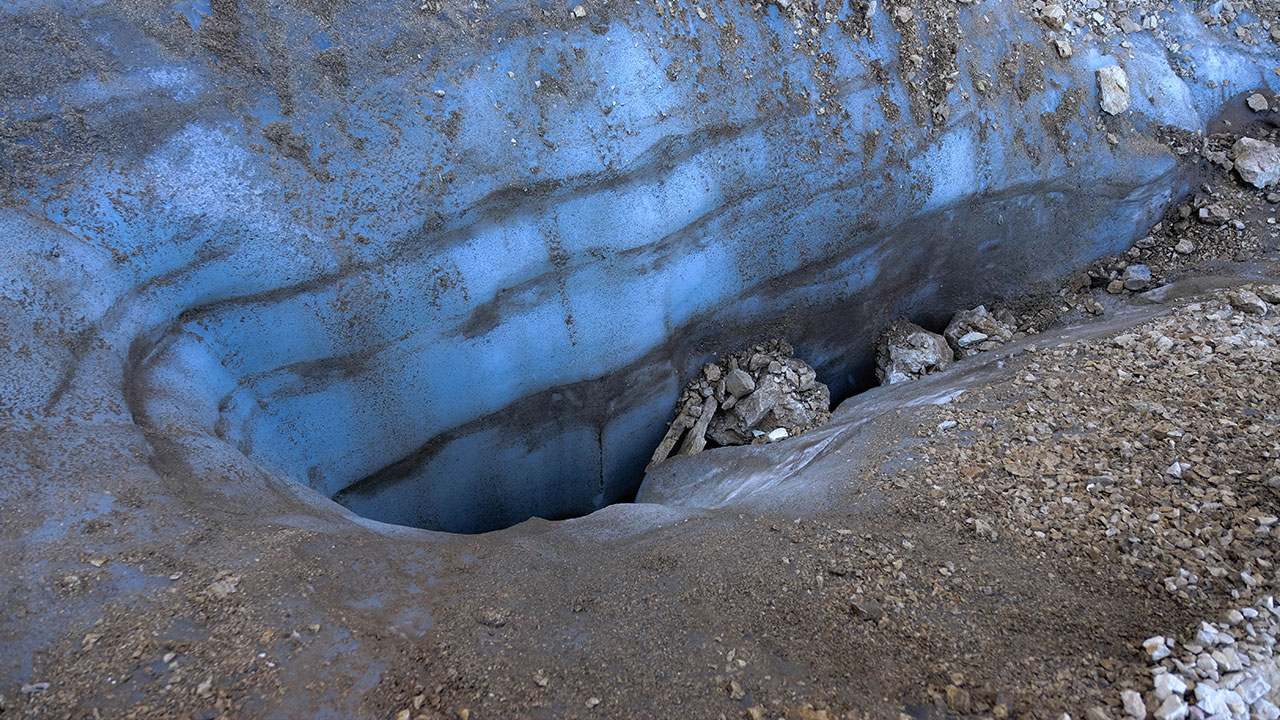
{"left": 648, "top": 341, "right": 830, "bottom": 467}
{"left": 204, "top": 572, "right": 240, "bottom": 600}
{"left": 1133, "top": 597, "right": 1280, "bottom": 720}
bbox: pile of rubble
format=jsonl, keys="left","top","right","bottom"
{"left": 1134, "top": 598, "right": 1280, "bottom": 720}
{"left": 875, "top": 305, "right": 1017, "bottom": 385}
{"left": 648, "top": 341, "right": 831, "bottom": 467}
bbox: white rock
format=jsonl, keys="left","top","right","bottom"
{"left": 943, "top": 305, "right": 1012, "bottom": 356}
{"left": 1254, "top": 698, "right": 1280, "bottom": 720}
{"left": 1041, "top": 4, "right": 1066, "bottom": 27}
{"left": 1122, "top": 689, "right": 1147, "bottom": 720}
{"left": 1215, "top": 647, "right": 1243, "bottom": 672}
{"left": 1196, "top": 685, "right": 1229, "bottom": 715}
{"left": 1222, "top": 689, "right": 1246, "bottom": 716}
{"left": 1097, "top": 65, "right": 1131, "bottom": 115}
{"left": 1146, "top": 635, "right": 1173, "bottom": 661}
{"left": 876, "top": 319, "right": 953, "bottom": 385}
{"left": 1175, "top": 237, "right": 1196, "bottom": 254}
{"left": 1248, "top": 93, "right": 1270, "bottom": 112}
{"left": 766, "top": 427, "right": 789, "bottom": 442}
{"left": 1199, "top": 622, "right": 1223, "bottom": 647}
{"left": 1234, "top": 137, "right": 1280, "bottom": 189}
{"left": 1236, "top": 675, "right": 1270, "bottom": 703}
{"left": 1156, "top": 672, "right": 1188, "bottom": 699}
{"left": 1154, "top": 694, "right": 1188, "bottom": 720}
{"left": 1198, "top": 652, "right": 1221, "bottom": 680}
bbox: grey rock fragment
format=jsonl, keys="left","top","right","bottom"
{"left": 724, "top": 368, "right": 755, "bottom": 398}
{"left": 1233, "top": 137, "right": 1280, "bottom": 189}
{"left": 876, "top": 319, "right": 953, "bottom": 385}
{"left": 1154, "top": 694, "right": 1188, "bottom": 720}
{"left": 1247, "top": 93, "right": 1270, "bottom": 112}
{"left": 943, "top": 305, "right": 1014, "bottom": 358}
{"left": 1097, "top": 65, "right": 1131, "bottom": 115}
{"left": 1257, "top": 285, "right": 1280, "bottom": 304}
{"left": 1121, "top": 689, "right": 1147, "bottom": 720}
{"left": 1041, "top": 4, "right": 1066, "bottom": 28}
{"left": 1122, "top": 264, "right": 1152, "bottom": 291}
{"left": 1226, "top": 288, "right": 1268, "bottom": 315}
{"left": 677, "top": 396, "right": 718, "bottom": 456}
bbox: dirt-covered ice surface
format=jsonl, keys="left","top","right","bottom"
{"left": 9, "top": 252, "right": 1280, "bottom": 719}
{"left": 5, "top": 272, "right": 1279, "bottom": 720}
{"left": 7, "top": 0, "right": 1280, "bottom": 717}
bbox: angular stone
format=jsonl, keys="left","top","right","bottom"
{"left": 1153, "top": 695, "right": 1187, "bottom": 720}
{"left": 1121, "top": 689, "right": 1146, "bottom": 720}
{"left": 1155, "top": 672, "right": 1187, "bottom": 699}
{"left": 724, "top": 368, "right": 756, "bottom": 398}
{"left": 876, "top": 319, "right": 953, "bottom": 385}
{"left": 1041, "top": 4, "right": 1066, "bottom": 28}
{"left": 1120, "top": 264, "right": 1151, "bottom": 291}
{"left": 677, "top": 396, "right": 719, "bottom": 456}
{"left": 1097, "top": 65, "right": 1131, "bottom": 115}
{"left": 1227, "top": 288, "right": 1268, "bottom": 315}
{"left": 944, "top": 305, "right": 1013, "bottom": 357}
{"left": 1144, "top": 635, "right": 1172, "bottom": 661}
{"left": 1233, "top": 137, "right": 1280, "bottom": 189}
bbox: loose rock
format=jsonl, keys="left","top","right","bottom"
{"left": 1041, "top": 4, "right": 1066, "bottom": 28}
{"left": 1097, "top": 65, "right": 1131, "bottom": 115}
{"left": 1121, "top": 264, "right": 1152, "bottom": 291}
{"left": 943, "top": 305, "right": 1014, "bottom": 358}
{"left": 1121, "top": 689, "right": 1146, "bottom": 720}
{"left": 1233, "top": 137, "right": 1280, "bottom": 189}
{"left": 875, "top": 319, "right": 953, "bottom": 385}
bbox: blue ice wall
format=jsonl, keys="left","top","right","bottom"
{"left": 1, "top": 0, "right": 1275, "bottom": 532}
